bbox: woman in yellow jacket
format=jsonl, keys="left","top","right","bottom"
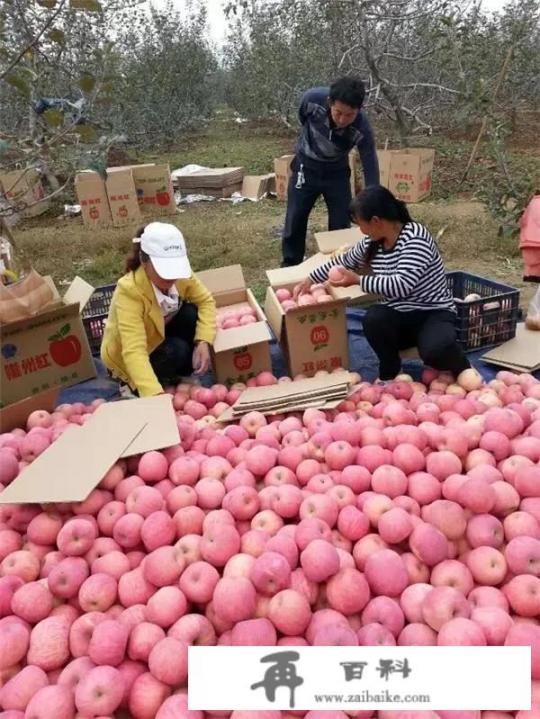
{"left": 101, "top": 222, "right": 216, "bottom": 397}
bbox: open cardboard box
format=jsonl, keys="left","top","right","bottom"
{"left": 196, "top": 265, "right": 272, "bottom": 385}
{"left": 1, "top": 276, "right": 96, "bottom": 409}
{"left": 0, "top": 395, "right": 179, "bottom": 505}
{"left": 264, "top": 260, "right": 349, "bottom": 378}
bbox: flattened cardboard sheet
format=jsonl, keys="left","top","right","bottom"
{"left": 0, "top": 415, "right": 146, "bottom": 504}
{"left": 218, "top": 398, "right": 343, "bottom": 422}
{"left": 217, "top": 372, "right": 353, "bottom": 421}
{"left": 94, "top": 394, "right": 180, "bottom": 457}
{"left": 481, "top": 324, "right": 540, "bottom": 370}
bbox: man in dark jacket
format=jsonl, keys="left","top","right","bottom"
{"left": 281, "top": 76, "right": 380, "bottom": 266}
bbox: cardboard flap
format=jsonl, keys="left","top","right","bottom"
{"left": 0, "top": 416, "right": 146, "bottom": 505}
{"left": 314, "top": 228, "right": 363, "bottom": 254}
{"left": 62, "top": 276, "right": 95, "bottom": 313}
{"left": 94, "top": 394, "right": 180, "bottom": 457}
{"left": 266, "top": 254, "right": 328, "bottom": 287}
{"left": 197, "top": 265, "right": 246, "bottom": 295}
{"left": 481, "top": 324, "right": 540, "bottom": 370}
{"left": 213, "top": 321, "right": 272, "bottom": 353}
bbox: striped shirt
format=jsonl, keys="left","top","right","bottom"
{"left": 309, "top": 221, "right": 455, "bottom": 313}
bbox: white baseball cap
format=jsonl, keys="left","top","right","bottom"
{"left": 135, "top": 222, "right": 192, "bottom": 280}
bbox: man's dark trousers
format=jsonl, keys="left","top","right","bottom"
{"left": 282, "top": 156, "right": 352, "bottom": 267}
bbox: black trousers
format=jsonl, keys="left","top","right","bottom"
{"left": 362, "top": 304, "right": 470, "bottom": 381}
{"left": 281, "top": 156, "right": 352, "bottom": 267}
{"left": 149, "top": 302, "right": 198, "bottom": 385}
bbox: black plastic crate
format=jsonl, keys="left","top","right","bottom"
{"left": 447, "top": 271, "right": 520, "bottom": 352}
{"left": 82, "top": 284, "right": 116, "bottom": 355}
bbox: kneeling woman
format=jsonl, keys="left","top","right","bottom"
{"left": 101, "top": 222, "right": 216, "bottom": 396}
{"left": 297, "top": 185, "right": 470, "bottom": 381}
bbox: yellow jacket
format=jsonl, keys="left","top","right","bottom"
{"left": 101, "top": 266, "right": 216, "bottom": 396}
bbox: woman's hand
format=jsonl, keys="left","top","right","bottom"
{"left": 192, "top": 341, "right": 211, "bottom": 375}
{"left": 293, "top": 278, "right": 313, "bottom": 300}
{"left": 329, "top": 268, "right": 361, "bottom": 287}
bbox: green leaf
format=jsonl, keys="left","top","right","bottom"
{"left": 75, "top": 124, "right": 98, "bottom": 142}
{"left": 48, "top": 28, "right": 65, "bottom": 44}
{"left": 60, "top": 324, "right": 71, "bottom": 337}
{"left": 70, "top": 0, "right": 103, "bottom": 11}
{"left": 48, "top": 333, "right": 60, "bottom": 342}
{"left": 79, "top": 72, "right": 96, "bottom": 92}
{"left": 37, "top": 0, "right": 58, "bottom": 8}
{"left": 43, "top": 108, "right": 64, "bottom": 126}
{"left": 5, "top": 73, "right": 30, "bottom": 97}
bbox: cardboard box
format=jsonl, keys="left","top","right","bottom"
{"left": 0, "top": 395, "right": 179, "bottom": 505}
{"left": 74, "top": 171, "right": 112, "bottom": 229}
{"left": 183, "top": 183, "right": 243, "bottom": 199}
{"left": 196, "top": 265, "right": 273, "bottom": 385}
{"left": 378, "top": 148, "right": 435, "bottom": 202}
{"left": 0, "top": 169, "right": 49, "bottom": 218}
{"left": 274, "top": 154, "right": 294, "bottom": 201}
{"left": 264, "top": 260, "right": 349, "bottom": 377}
{"left": 105, "top": 168, "right": 141, "bottom": 227}
{"left": 242, "top": 174, "right": 275, "bottom": 201}
{"left": 131, "top": 163, "right": 176, "bottom": 215}
{"left": 1, "top": 277, "right": 96, "bottom": 409}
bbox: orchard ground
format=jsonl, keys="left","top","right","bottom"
{"left": 14, "top": 111, "right": 539, "bottom": 309}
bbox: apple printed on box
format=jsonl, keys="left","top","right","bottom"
{"left": 1, "top": 303, "right": 95, "bottom": 409}
{"left": 48, "top": 324, "right": 83, "bottom": 367}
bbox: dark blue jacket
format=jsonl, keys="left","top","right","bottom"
{"left": 295, "top": 86, "right": 380, "bottom": 186}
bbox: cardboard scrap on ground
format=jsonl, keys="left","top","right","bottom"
{"left": 218, "top": 372, "right": 355, "bottom": 422}
{"left": 481, "top": 323, "right": 540, "bottom": 372}
{"left": 0, "top": 395, "right": 179, "bottom": 505}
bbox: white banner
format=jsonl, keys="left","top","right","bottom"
{"left": 188, "top": 646, "right": 531, "bottom": 711}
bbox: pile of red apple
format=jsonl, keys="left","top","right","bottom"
{"left": 1, "top": 365, "right": 540, "bottom": 719}
{"left": 277, "top": 284, "right": 335, "bottom": 313}
{"left": 216, "top": 305, "right": 258, "bottom": 330}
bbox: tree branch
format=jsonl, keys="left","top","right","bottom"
{"left": 0, "top": 0, "right": 68, "bottom": 82}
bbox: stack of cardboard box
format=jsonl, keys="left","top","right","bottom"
{"left": 174, "top": 167, "right": 245, "bottom": 198}
{"left": 74, "top": 163, "right": 176, "bottom": 229}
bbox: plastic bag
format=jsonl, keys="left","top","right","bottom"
{"left": 525, "top": 286, "right": 540, "bottom": 331}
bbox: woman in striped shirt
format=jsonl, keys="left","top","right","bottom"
{"left": 295, "top": 185, "right": 470, "bottom": 380}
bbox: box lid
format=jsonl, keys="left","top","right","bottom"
{"left": 213, "top": 321, "right": 271, "bottom": 353}
{"left": 266, "top": 254, "right": 328, "bottom": 287}
{"left": 197, "top": 264, "right": 246, "bottom": 295}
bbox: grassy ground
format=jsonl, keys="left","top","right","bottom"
{"left": 12, "top": 113, "right": 538, "bottom": 309}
